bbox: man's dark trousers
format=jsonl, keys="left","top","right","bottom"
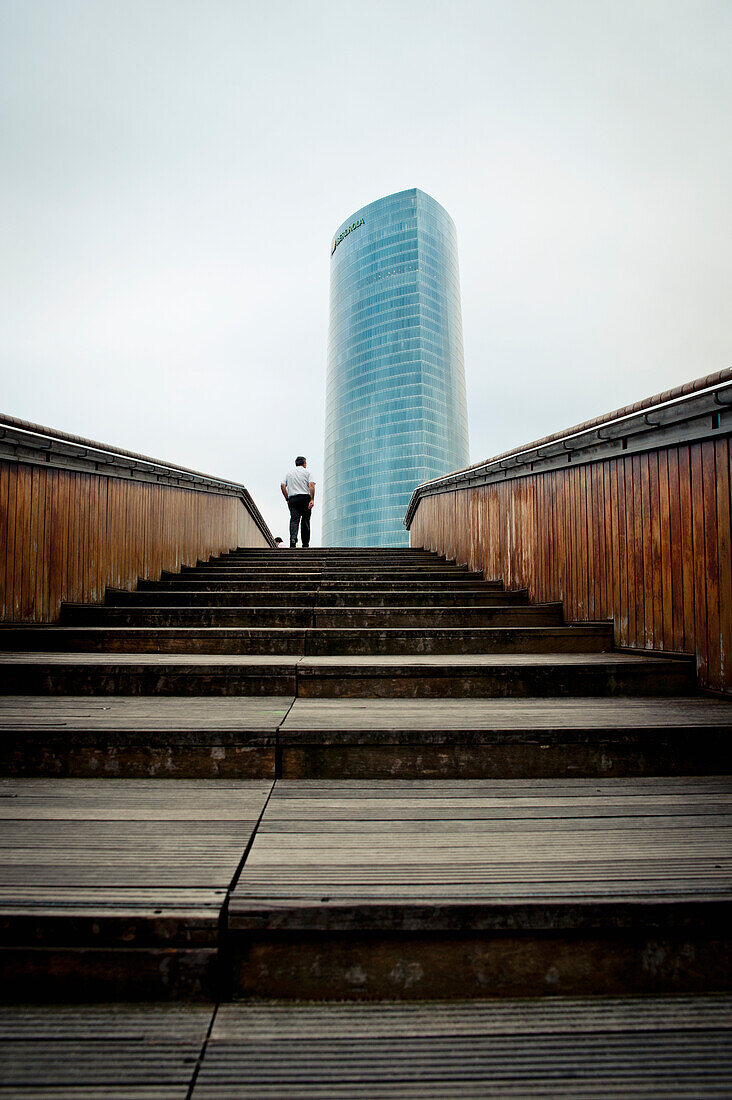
{"left": 288, "top": 494, "right": 311, "bottom": 547}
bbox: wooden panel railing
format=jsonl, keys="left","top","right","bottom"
{"left": 406, "top": 370, "right": 732, "bottom": 695}
{"left": 0, "top": 415, "right": 274, "bottom": 623}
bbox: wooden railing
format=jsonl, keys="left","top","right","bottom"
{"left": 406, "top": 369, "right": 732, "bottom": 696}
{"left": 0, "top": 415, "right": 274, "bottom": 623}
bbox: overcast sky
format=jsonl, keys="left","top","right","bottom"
{"left": 1, "top": 0, "right": 730, "bottom": 544}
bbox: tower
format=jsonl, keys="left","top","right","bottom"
{"left": 322, "top": 188, "right": 469, "bottom": 546}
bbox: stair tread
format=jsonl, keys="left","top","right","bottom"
{"left": 0, "top": 651, "right": 688, "bottom": 667}
{"left": 2, "top": 624, "right": 604, "bottom": 635}
{"left": 228, "top": 776, "right": 732, "bottom": 926}
{"left": 280, "top": 697, "right": 732, "bottom": 731}
{"left": 0, "top": 696, "right": 293, "bottom": 731}
{"left": 1, "top": 695, "right": 729, "bottom": 732}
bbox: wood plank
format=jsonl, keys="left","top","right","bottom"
{"left": 0, "top": 464, "right": 9, "bottom": 622}
{"left": 703, "top": 441, "right": 721, "bottom": 690}
{"left": 35, "top": 465, "right": 49, "bottom": 623}
{"left": 717, "top": 438, "right": 732, "bottom": 693}
{"left": 0, "top": 695, "right": 294, "bottom": 730}
{"left": 280, "top": 697, "right": 732, "bottom": 732}
{"left": 691, "top": 443, "right": 709, "bottom": 682}
{"left": 649, "top": 451, "right": 663, "bottom": 648}
{"left": 194, "top": 996, "right": 732, "bottom": 1099}
{"left": 678, "top": 446, "right": 696, "bottom": 654}
{"left": 0, "top": 775, "right": 273, "bottom": 996}
{"left": 5, "top": 465, "right": 18, "bottom": 622}
{"left": 640, "top": 453, "right": 653, "bottom": 647}
{"left": 230, "top": 776, "right": 732, "bottom": 910}
{"left": 667, "top": 447, "right": 685, "bottom": 652}
{"left": 16, "top": 465, "right": 32, "bottom": 621}
{"left": 613, "top": 458, "right": 627, "bottom": 647}
{"left": 0, "top": 1003, "right": 212, "bottom": 1095}
{"left": 628, "top": 456, "right": 641, "bottom": 648}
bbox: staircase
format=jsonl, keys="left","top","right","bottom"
{"left": 0, "top": 548, "right": 730, "bottom": 1003}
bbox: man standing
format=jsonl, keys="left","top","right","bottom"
{"left": 281, "top": 456, "right": 315, "bottom": 548}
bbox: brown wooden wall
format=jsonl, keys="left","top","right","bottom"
{"left": 0, "top": 461, "right": 269, "bottom": 623}
{"left": 410, "top": 438, "right": 732, "bottom": 695}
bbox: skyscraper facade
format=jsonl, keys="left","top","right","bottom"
{"left": 322, "top": 188, "right": 469, "bottom": 546}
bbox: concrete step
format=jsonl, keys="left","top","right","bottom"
{"left": 0, "top": 652, "right": 695, "bottom": 697}
{"left": 227, "top": 777, "right": 732, "bottom": 1000}
{"left": 58, "top": 604, "right": 555, "bottom": 629}
{"left": 0, "top": 624, "right": 610, "bottom": 657}
{"left": 2, "top": 695, "right": 730, "bottom": 780}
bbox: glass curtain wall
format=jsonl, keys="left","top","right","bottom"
{"left": 322, "top": 188, "right": 469, "bottom": 547}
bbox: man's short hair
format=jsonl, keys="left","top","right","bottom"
{"left": 295, "top": 456, "right": 306, "bottom": 466}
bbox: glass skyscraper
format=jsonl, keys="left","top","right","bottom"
{"left": 322, "top": 188, "right": 469, "bottom": 546}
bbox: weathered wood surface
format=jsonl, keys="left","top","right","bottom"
{"left": 232, "top": 777, "right": 732, "bottom": 911}
{"left": 0, "top": 779, "right": 271, "bottom": 1000}
{"left": 3, "top": 996, "right": 730, "bottom": 1098}
{"left": 281, "top": 697, "right": 732, "bottom": 732}
{"left": 409, "top": 438, "right": 732, "bottom": 695}
{"left": 1, "top": 652, "right": 681, "bottom": 667}
{"left": 192, "top": 996, "right": 732, "bottom": 1099}
{"left": 228, "top": 778, "right": 732, "bottom": 998}
{"left": 2, "top": 695, "right": 727, "bottom": 734}
{"left": 276, "top": 696, "right": 732, "bottom": 778}
{"left": 0, "top": 696, "right": 291, "bottom": 779}
{"left": 0, "top": 624, "right": 614, "bottom": 657}
{"left": 0, "top": 696, "right": 293, "bottom": 732}
{"left": 0, "top": 458, "right": 269, "bottom": 626}
{"left": 0, "top": 649, "right": 695, "bottom": 699}
{"left": 105, "top": 586, "right": 507, "bottom": 605}
{"left": 0, "top": 694, "right": 729, "bottom": 780}
{"left": 0, "top": 1002, "right": 213, "bottom": 1097}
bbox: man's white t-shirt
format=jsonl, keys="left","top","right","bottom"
{"left": 283, "top": 466, "right": 315, "bottom": 496}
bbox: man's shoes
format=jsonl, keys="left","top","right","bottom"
{"left": 290, "top": 542, "right": 297, "bottom": 548}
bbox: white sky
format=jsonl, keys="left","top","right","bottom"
{"left": 1, "top": 0, "right": 730, "bottom": 544}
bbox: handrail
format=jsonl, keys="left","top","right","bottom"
{"left": 0, "top": 412, "right": 274, "bottom": 546}
{"left": 405, "top": 367, "right": 732, "bottom": 527}
{"left": 0, "top": 412, "right": 230, "bottom": 477}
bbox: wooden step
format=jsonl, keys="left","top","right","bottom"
{"left": 2, "top": 996, "right": 730, "bottom": 1096}
{"left": 0, "top": 652, "right": 694, "bottom": 697}
{"left": 0, "top": 624, "right": 609, "bottom": 657}
{"left": 105, "top": 586, "right": 509, "bottom": 608}
{"left": 294, "top": 653, "right": 694, "bottom": 698}
{"left": 0, "top": 696, "right": 292, "bottom": 778}
{"left": 2, "top": 695, "right": 728, "bottom": 780}
{"left": 191, "top": 996, "right": 732, "bottom": 1098}
{"left": 0, "top": 652, "right": 299, "bottom": 695}
{"left": 167, "top": 570, "right": 485, "bottom": 584}
{"left": 138, "top": 578, "right": 499, "bottom": 592}
{"left": 222, "top": 550, "right": 440, "bottom": 558}
{"left": 278, "top": 696, "right": 732, "bottom": 779}
{"left": 0, "top": 1003, "right": 214, "bottom": 1095}
{"left": 0, "top": 778, "right": 272, "bottom": 1001}
{"left": 227, "top": 777, "right": 732, "bottom": 1000}
{"left": 59, "top": 603, "right": 549, "bottom": 630}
